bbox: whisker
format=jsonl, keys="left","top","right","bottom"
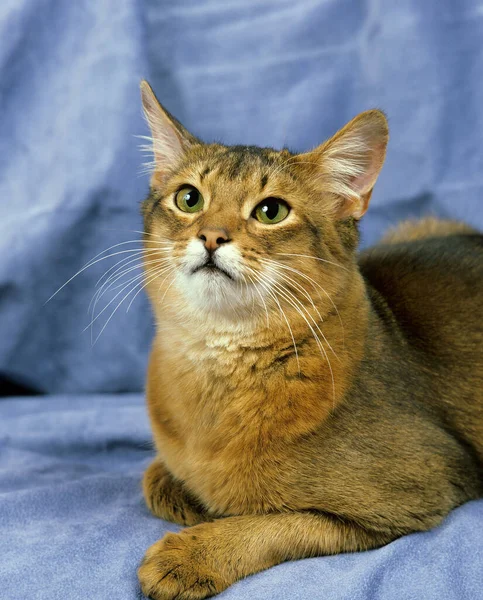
{"left": 276, "top": 253, "right": 348, "bottom": 271}
{"left": 88, "top": 270, "right": 149, "bottom": 334}
{"left": 89, "top": 267, "right": 154, "bottom": 345}
{"left": 247, "top": 275, "right": 256, "bottom": 318}
{"left": 264, "top": 281, "right": 335, "bottom": 406}
{"left": 263, "top": 258, "right": 345, "bottom": 348}
{"left": 90, "top": 263, "right": 172, "bottom": 345}
{"left": 93, "top": 248, "right": 168, "bottom": 292}
{"left": 94, "top": 247, "right": 164, "bottom": 290}
{"left": 94, "top": 252, "right": 145, "bottom": 289}
{"left": 265, "top": 274, "right": 336, "bottom": 403}
{"left": 45, "top": 242, "right": 171, "bottom": 304}
{"left": 246, "top": 267, "right": 300, "bottom": 375}
{"left": 89, "top": 256, "right": 170, "bottom": 317}
{"left": 86, "top": 263, "right": 172, "bottom": 332}
{"left": 261, "top": 262, "right": 324, "bottom": 323}
{"left": 158, "top": 270, "right": 177, "bottom": 304}
{"left": 245, "top": 271, "right": 270, "bottom": 327}
{"left": 98, "top": 228, "right": 169, "bottom": 240}
{"left": 273, "top": 276, "right": 337, "bottom": 360}
{"left": 128, "top": 265, "right": 176, "bottom": 311}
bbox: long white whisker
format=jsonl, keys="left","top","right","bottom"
{"left": 245, "top": 271, "right": 270, "bottom": 326}
{"left": 128, "top": 265, "right": 176, "bottom": 312}
{"left": 90, "top": 258, "right": 144, "bottom": 316}
{"left": 94, "top": 251, "right": 145, "bottom": 289}
{"left": 86, "top": 263, "right": 172, "bottom": 332}
{"left": 246, "top": 267, "right": 300, "bottom": 375}
{"left": 99, "top": 229, "right": 168, "bottom": 240}
{"left": 94, "top": 248, "right": 165, "bottom": 290}
{"left": 93, "top": 249, "right": 168, "bottom": 295}
{"left": 262, "top": 262, "right": 324, "bottom": 323}
{"left": 88, "top": 270, "right": 150, "bottom": 336}
{"left": 276, "top": 253, "right": 348, "bottom": 271}
{"left": 264, "top": 274, "right": 336, "bottom": 402}
{"left": 45, "top": 243, "right": 171, "bottom": 304}
{"left": 89, "top": 256, "right": 170, "bottom": 317}
{"left": 86, "top": 251, "right": 166, "bottom": 315}
{"left": 89, "top": 265, "right": 157, "bottom": 344}
{"left": 261, "top": 262, "right": 339, "bottom": 360}
{"left": 263, "top": 258, "right": 345, "bottom": 348}
{"left": 90, "top": 264, "right": 172, "bottom": 345}
{"left": 267, "top": 273, "right": 338, "bottom": 360}
{"left": 158, "top": 270, "right": 177, "bottom": 304}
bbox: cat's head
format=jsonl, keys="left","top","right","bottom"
{"left": 140, "top": 81, "right": 388, "bottom": 327}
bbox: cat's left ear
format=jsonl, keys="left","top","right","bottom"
{"left": 140, "top": 80, "right": 198, "bottom": 183}
{"left": 298, "top": 110, "right": 388, "bottom": 219}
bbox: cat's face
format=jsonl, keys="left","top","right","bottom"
{"left": 140, "top": 81, "right": 388, "bottom": 325}
{"left": 142, "top": 143, "right": 344, "bottom": 319}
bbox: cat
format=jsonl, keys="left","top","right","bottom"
{"left": 137, "top": 80, "right": 483, "bottom": 600}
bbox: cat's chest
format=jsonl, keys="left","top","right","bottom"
{"left": 160, "top": 421, "right": 291, "bottom": 515}
{"left": 147, "top": 332, "right": 332, "bottom": 514}
{"left": 154, "top": 378, "right": 283, "bottom": 512}
{"left": 149, "top": 350, "right": 305, "bottom": 514}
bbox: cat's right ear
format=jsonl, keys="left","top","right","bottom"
{"left": 298, "top": 110, "right": 388, "bottom": 220}
{"left": 140, "top": 80, "right": 198, "bottom": 183}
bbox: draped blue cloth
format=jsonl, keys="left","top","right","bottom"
{"left": 1, "top": 1, "right": 482, "bottom": 598}
{"left": 1, "top": 393, "right": 482, "bottom": 599}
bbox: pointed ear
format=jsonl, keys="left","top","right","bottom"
{"left": 299, "top": 110, "right": 388, "bottom": 219}
{"left": 140, "top": 80, "right": 198, "bottom": 183}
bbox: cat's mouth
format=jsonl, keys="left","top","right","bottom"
{"left": 191, "top": 259, "right": 234, "bottom": 280}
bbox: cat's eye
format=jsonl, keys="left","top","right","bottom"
{"left": 175, "top": 187, "right": 204, "bottom": 213}
{"left": 253, "top": 198, "right": 290, "bottom": 224}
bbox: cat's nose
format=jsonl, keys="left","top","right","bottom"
{"left": 198, "top": 228, "right": 230, "bottom": 252}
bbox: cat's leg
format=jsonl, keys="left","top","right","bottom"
{"left": 138, "top": 511, "right": 395, "bottom": 600}
{"left": 143, "top": 459, "right": 212, "bottom": 526}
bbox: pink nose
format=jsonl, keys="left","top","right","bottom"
{"left": 198, "top": 228, "right": 230, "bottom": 252}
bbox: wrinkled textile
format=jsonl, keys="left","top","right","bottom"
{"left": 1, "top": 1, "right": 483, "bottom": 599}
{"left": 0, "top": 394, "right": 482, "bottom": 600}
{"left": 1, "top": 0, "right": 483, "bottom": 393}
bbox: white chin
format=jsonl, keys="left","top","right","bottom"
{"left": 175, "top": 270, "right": 252, "bottom": 315}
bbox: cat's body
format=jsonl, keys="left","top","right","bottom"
{"left": 146, "top": 224, "right": 482, "bottom": 527}
{"left": 136, "top": 81, "right": 482, "bottom": 599}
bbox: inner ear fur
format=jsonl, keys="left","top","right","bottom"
{"left": 298, "top": 110, "right": 389, "bottom": 219}
{"left": 140, "top": 80, "right": 199, "bottom": 186}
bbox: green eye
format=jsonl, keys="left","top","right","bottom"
{"left": 175, "top": 187, "right": 204, "bottom": 213}
{"left": 253, "top": 198, "right": 290, "bottom": 224}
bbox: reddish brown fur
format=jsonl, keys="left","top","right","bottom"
{"left": 137, "top": 81, "right": 483, "bottom": 599}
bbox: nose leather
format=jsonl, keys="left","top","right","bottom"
{"left": 198, "top": 228, "right": 230, "bottom": 252}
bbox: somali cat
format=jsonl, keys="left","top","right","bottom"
{"left": 137, "top": 80, "right": 483, "bottom": 599}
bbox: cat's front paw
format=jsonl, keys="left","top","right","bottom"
{"left": 138, "top": 528, "right": 228, "bottom": 600}
{"left": 143, "top": 460, "right": 212, "bottom": 526}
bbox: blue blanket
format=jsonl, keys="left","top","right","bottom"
{"left": 1, "top": 0, "right": 483, "bottom": 394}
{"left": 1, "top": 393, "right": 482, "bottom": 599}
{"left": 1, "top": 0, "right": 483, "bottom": 598}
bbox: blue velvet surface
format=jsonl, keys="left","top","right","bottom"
{"left": 0, "top": 393, "right": 482, "bottom": 599}
{"left": 1, "top": 0, "right": 483, "bottom": 598}
{"left": 1, "top": 0, "right": 483, "bottom": 393}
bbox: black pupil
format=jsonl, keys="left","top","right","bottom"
{"left": 184, "top": 190, "right": 199, "bottom": 207}
{"left": 262, "top": 200, "right": 280, "bottom": 220}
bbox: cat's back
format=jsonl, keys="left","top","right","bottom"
{"left": 357, "top": 220, "right": 483, "bottom": 458}
{"left": 358, "top": 223, "right": 482, "bottom": 333}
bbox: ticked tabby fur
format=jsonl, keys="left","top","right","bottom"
{"left": 137, "top": 80, "right": 483, "bottom": 600}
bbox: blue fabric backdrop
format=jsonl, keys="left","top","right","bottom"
{"left": 1, "top": 393, "right": 482, "bottom": 600}
{"left": 1, "top": 0, "right": 483, "bottom": 394}
{"left": 0, "top": 1, "right": 482, "bottom": 599}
